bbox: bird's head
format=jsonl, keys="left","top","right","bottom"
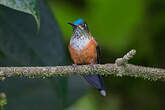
{"left": 68, "top": 19, "right": 89, "bottom": 33}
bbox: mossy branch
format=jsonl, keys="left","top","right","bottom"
{"left": 0, "top": 49, "right": 165, "bottom": 81}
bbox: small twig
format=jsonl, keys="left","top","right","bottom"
{"left": 0, "top": 49, "right": 164, "bottom": 81}
{"left": 115, "top": 49, "right": 136, "bottom": 66}
{"left": 115, "top": 49, "right": 136, "bottom": 74}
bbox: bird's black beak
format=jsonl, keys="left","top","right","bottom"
{"left": 68, "top": 22, "right": 77, "bottom": 28}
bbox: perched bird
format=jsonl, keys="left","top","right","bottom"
{"left": 68, "top": 19, "right": 106, "bottom": 96}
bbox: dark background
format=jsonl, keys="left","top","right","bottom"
{"left": 0, "top": 0, "right": 165, "bottom": 110}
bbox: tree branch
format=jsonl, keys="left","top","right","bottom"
{"left": 0, "top": 50, "right": 165, "bottom": 81}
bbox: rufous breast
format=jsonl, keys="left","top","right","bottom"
{"left": 69, "top": 37, "right": 98, "bottom": 64}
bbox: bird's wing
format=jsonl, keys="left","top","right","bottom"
{"left": 96, "top": 44, "right": 101, "bottom": 64}
{"left": 92, "top": 37, "right": 102, "bottom": 64}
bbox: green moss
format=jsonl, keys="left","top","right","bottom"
{"left": 14, "top": 72, "right": 21, "bottom": 76}
{"left": 0, "top": 93, "right": 7, "bottom": 110}
{"left": 0, "top": 77, "right": 6, "bottom": 81}
{"left": 116, "top": 73, "right": 123, "bottom": 77}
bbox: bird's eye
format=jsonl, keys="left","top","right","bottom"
{"left": 80, "top": 23, "right": 88, "bottom": 31}
{"left": 82, "top": 23, "right": 86, "bottom": 28}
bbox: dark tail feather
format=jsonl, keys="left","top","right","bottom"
{"left": 83, "top": 74, "right": 106, "bottom": 96}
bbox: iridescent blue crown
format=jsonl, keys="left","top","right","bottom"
{"left": 74, "top": 19, "right": 84, "bottom": 25}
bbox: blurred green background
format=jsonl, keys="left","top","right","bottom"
{"left": 0, "top": 0, "right": 165, "bottom": 110}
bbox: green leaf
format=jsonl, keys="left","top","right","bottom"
{"left": 0, "top": 0, "right": 40, "bottom": 28}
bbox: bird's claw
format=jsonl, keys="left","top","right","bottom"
{"left": 72, "top": 64, "right": 77, "bottom": 69}
{"left": 90, "top": 63, "right": 95, "bottom": 69}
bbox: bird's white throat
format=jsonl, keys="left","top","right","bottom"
{"left": 70, "top": 35, "right": 90, "bottom": 50}
{"left": 70, "top": 27, "right": 91, "bottom": 50}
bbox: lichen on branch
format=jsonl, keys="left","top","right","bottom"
{"left": 0, "top": 49, "right": 165, "bottom": 81}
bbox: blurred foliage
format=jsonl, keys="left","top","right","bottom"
{"left": 0, "top": 0, "right": 89, "bottom": 110}
{"left": 46, "top": 0, "right": 165, "bottom": 110}
{"left": 47, "top": 0, "right": 165, "bottom": 66}
{"left": 0, "top": 93, "right": 7, "bottom": 110}
{"left": 47, "top": 0, "right": 144, "bottom": 52}
{"left": 0, "top": 0, "right": 164, "bottom": 110}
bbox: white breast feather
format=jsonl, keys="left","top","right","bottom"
{"left": 70, "top": 35, "right": 90, "bottom": 50}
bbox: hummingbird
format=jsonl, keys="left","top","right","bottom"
{"left": 68, "top": 19, "right": 106, "bottom": 96}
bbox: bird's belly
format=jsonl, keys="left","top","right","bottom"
{"left": 69, "top": 38, "right": 97, "bottom": 64}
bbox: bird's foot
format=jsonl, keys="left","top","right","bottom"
{"left": 90, "top": 63, "right": 95, "bottom": 69}
{"left": 72, "top": 64, "right": 77, "bottom": 69}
